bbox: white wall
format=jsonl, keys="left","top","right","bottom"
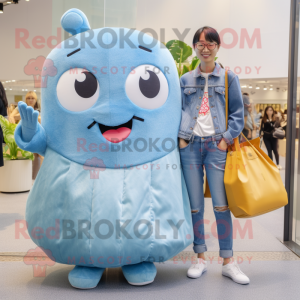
{"left": 0, "top": 0, "right": 292, "bottom": 81}
{"left": 136, "top": 0, "right": 291, "bottom": 79}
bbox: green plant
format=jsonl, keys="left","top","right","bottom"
{"left": 0, "top": 115, "right": 34, "bottom": 160}
{"left": 165, "top": 39, "right": 218, "bottom": 78}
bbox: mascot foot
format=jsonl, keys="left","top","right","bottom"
{"left": 121, "top": 261, "right": 157, "bottom": 286}
{"left": 68, "top": 266, "right": 105, "bottom": 289}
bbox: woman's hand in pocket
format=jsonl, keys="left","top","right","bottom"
{"left": 179, "top": 138, "right": 189, "bottom": 149}
{"left": 217, "top": 138, "right": 228, "bottom": 151}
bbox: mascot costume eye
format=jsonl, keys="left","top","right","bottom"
{"left": 15, "top": 8, "right": 193, "bottom": 289}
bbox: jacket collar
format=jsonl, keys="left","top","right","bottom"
{"left": 193, "top": 62, "right": 222, "bottom": 78}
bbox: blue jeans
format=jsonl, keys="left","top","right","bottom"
{"left": 179, "top": 133, "right": 233, "bottom": 258}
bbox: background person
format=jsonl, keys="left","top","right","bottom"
{"left": 241, "top": 93, "right": 251, "bottom": 142}
{"left": 0, "top": 81, "right": 8, "bottom": 167}
{"left": 9, "top": 91, "right": 41, "bottom": 124}
{"left": 281, "top": 110, "right": 287, "bottom": 138}
{"left": 259, "top": 106, "right": 282, "bottom": 169}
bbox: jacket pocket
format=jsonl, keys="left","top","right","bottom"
{"left": 183, "top": 88, "right": 197, "bottom": 95}
{"left": 183, "top": 88, "right": 197, "bottom": 106}
{"left": 214, "top": 86, "right": 225, "bottom": 106}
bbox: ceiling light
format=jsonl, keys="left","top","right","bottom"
{"left": 7, "top": 1, "right": 12, "bottom": 4}
{"left": 241, "top": 85, "right": 247, "bottom": 88}
{"left": 270, "top": 85, "right": 273, "bottom": 87}
{"left": 4, "top": 88, "right": 6, "bottom": 90}
{"left": 249, "top": 84, "right": 252, "bottom": 89}
{"left": 22, "top": 89, "right": 24, "bottom": 91}
{"left": 11, "top": 80, "right": 15, "bottom": 82}
{"left": 0, "top": 4, "right": 3, "bottom": 14}
{"left": 256, "top": 85, "right": 260, "bottom": 89}
{"left": 9, "top": 89, "right": 12, "bottom": 90}
{"left": 34, "top": 90, "right": 36, "bottom": 91}
{"left": 263, "top": 86, "right": 267, "bottom": 90}
{"left": 270, "top": 87, "right": 273, "bottom": 90}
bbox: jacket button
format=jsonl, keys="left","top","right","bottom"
{"left": 190, "top": 127, "right": 193, "bottom": 130}
{"left": 211, "top": 105, "right": 214, "bottom": 108}
{"left": 216, "top": 127, "right": 218, "bottom": 129}
{"left": 213, "top": 116, "right": 216, "bottom": 118}
{"left": 196, "top": 106, "right": 199, "bottom": 109}
{"left": 189, "top": 91, "right": 190, "bottom": 94}
{"left": 194, "top": 117, "right": 197, "bottom": 119}
{"left": 209, "top": 95, "right": 212, "bottom": 98}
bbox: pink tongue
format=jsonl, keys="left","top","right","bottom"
{"left": 103, "top": 127, "right": 131, "bottom": 143}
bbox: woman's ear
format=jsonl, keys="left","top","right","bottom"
{"left": 61, "top": 8, "right": 91, "bottom": 35}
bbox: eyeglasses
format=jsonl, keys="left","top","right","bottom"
{"left": 195, "top": 42, "right": 218, "bottom": 51}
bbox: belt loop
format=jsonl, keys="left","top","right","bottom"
{"left": 191, "top": 133, "right": 195, "bottom": 144}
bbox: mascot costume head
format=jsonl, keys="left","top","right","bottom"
{"left": 15, "top": 8, "right": 193, "bottom": 288}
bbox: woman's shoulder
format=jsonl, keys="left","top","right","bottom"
{"left": 226, "top": 69, "right": 238, "bottom": 82}
{"left": 180, "top": 71, "right": 196, "bottom": 87}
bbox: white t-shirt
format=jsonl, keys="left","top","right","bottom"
{"left": 193, "top": 72, "right": 216, "bottom": 137}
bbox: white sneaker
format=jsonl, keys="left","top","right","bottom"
{"left": 187, "top": 258, "right": 207, "bottom": 279}
{"left": 277, "top": 165, "right": 282, "bottom": 170}
{"left": 222, "top": 261, "right": 250, "bottom": 284}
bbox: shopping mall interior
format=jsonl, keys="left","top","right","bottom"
{"left": 1, "top": 0, "right": 300, "bottom": 299}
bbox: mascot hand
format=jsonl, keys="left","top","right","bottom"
{"left": 18, "top": 101, "right": 39, "bottom": 143}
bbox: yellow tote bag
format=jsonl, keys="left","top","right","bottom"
{"left": 223, "top": 70, "right": 288, "bottom": 218}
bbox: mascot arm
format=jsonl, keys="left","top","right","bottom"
{"left": 14, "top": 102, "right": 47, "bottom": 156}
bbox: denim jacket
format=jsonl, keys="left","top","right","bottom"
{"left": 178, "top": 62, "right": 244, "bottom": 145}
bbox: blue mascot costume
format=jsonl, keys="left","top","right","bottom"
{"left": 15, "top": 8, "right": 193, "bottom": 289}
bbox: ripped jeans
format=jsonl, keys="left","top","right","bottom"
{"left": 179, "top": 133, "right": 233, "bottom": 258}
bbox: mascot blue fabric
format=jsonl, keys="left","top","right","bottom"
{"left": 15, "top": 8, "right": 193, "bottom": 288}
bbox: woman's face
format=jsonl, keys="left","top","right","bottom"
{"left": 266, "top": 107, "right": 273, "bottom": 117}
{"left": 26, "top": 96, "right": 37, "bottom": 108}
{"left": 194, "top": 32, "right": 220, "bottom": 69}
{"left": 283, "top": 114, "right": 287, "bottom": 121}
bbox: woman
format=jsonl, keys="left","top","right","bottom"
{"left": 9, "top": 91, "right": 40, "bottom": 124}
{"left": 245, "top": 105, "right": 258, "bottom": 140}
{"left": 0, "top": 81, "right": 8, "bottom": 167}
{"left": 241, "top": 93, "right": 252, "bottom": 141}
{"left": 259, "top": 106, "right": 281, "bottom": 169}
{"left": 281, "top": 111, "right": 287, "bottom": 138}
{"left": 178, "top": 27, "right": 250, "bottom": 284}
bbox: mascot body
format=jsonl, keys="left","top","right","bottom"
{"left": 15, "top": 9, "right": 193, "bottom": 288}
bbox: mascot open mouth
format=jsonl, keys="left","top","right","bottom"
{"left": 99, "top": 119, "right": 132, "bottom": 143}
{"left": 87, "top": 116, "right": 144, "bottom": 143}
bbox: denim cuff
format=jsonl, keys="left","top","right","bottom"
{"left": 178, "top": 132, "right": 190, "bottom": 140}
{"left": 193, "top": 243, "right": 207, "bottom": 254}
{"left": 222, "top": 130, "right": 234, "bottom": 145}
{"left": 219, "top": 249, "right": 233, "bottom": 258}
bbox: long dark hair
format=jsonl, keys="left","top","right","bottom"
{"left": 192, "top": 26, "right": 224, "bottom": 68}
{"left": 0, "top": 81, "right": 8, "bottom": 108}
{"left": 262, "top": 106, "right": 276, "bottom": 123}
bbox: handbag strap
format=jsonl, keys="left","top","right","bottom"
{"left": 225, "top": 70, "right": 243, "bottom": 152}
{"left": 225, "top": 69, "right": 228, "bottom": 131}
